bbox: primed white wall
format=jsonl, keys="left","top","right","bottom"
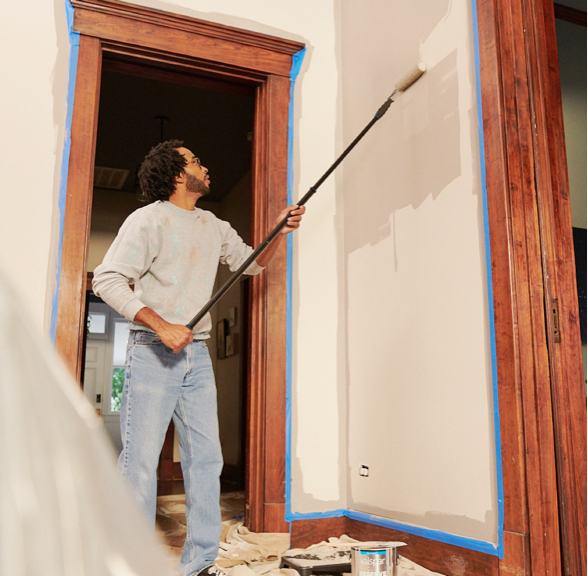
{"left": 0, "top": 0, "right": 70, "bottom": 332}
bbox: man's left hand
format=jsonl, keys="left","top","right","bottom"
{"left": 278, "top": 205, "right": 305, "bottom": 234}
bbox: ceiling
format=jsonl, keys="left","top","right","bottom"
{"left": 94, "top": 68, "right": 255, "bottom": 203}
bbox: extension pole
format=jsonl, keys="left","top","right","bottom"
{"left": 175, "top": 62, "right": 427, "bottom": 345}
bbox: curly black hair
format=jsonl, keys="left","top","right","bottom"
{"left": 138, "top": 139, "right": 187, "bottom": 202}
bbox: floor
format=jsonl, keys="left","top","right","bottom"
{"left": 154, "top": 491, "right": 445, "bottom": 576}
{"left": 156, "top": 491, "right": 246, "bottom": 558}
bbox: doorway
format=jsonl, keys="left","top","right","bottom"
{"left": 83, "top": 298, "right": 127, "bottom": 454}
{"left": 85, "top": 65, "right": 255, "bottom": 493}
{"left": 56, "top": 0, "right": 304, "bottom": 533}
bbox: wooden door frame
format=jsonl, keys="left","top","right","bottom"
{"left": 477, "top": 0, "right": 586, "bottom": 574}
{"left": 54, "top": 0, "right": 303, "bottom": 534}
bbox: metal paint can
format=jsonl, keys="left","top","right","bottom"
{"left": 351, "top": 545, "right": 397, "bottom": 576}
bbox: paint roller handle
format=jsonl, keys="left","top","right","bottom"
{"left": 167, "top": 62, "right": 428, "bottom": 352}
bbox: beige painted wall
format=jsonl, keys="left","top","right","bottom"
{"left": 556, "top": 18, "right": 587, "bottom": 230}
{"left": 340, "top": 0, "right": 498, "bottom": 544}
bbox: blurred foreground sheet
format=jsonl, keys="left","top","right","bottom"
{"left": 0, "top": 271, "right": 175, "bottom": 576}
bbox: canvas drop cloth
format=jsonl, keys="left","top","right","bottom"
{"left": 215, "top": 521, "right": 446, "bottom": 576}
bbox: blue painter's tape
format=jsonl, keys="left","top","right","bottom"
{"left": 345, "top": 510, "right": 501, "bottom": 557}
{"left": 51, "top": 0, "right": 80, "bottom": 343}
{"left": 470, "top": 0, "right": 504, "bottom": 559}
{"left": 286, "top": 509, "right": 346, "bottom": 522}
{"left": 285, "top": 46, "right": 306, "bottom": 524}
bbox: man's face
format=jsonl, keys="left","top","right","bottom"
{"left": 178, "top": 147, "right": 210, "bottom": 196}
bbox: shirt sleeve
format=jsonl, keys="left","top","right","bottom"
{"left": 218, "top": 219, "right": 265, "bottom": 275}
{"left": 92, "top": 212, "right": 156, "bottom": 321}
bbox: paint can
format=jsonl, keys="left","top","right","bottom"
{"left": 351, "top": 545, "right": 397, "bottom": 576}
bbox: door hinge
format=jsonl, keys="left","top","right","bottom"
{"left": 551, "top": 299, "right": 561, "bottom": 343}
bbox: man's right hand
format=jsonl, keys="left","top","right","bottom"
{"left": 134, "top": 307, "right": 194, "bottom": 353}
{"left": 158, "top": 323, "right": 194, "bottom": 353}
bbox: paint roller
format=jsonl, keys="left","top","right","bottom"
{"left": 166, "top": 61, "right": 427, "bottom": 352}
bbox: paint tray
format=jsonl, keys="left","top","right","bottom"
{"left": 280, "top": 551, "right": 351, "bottom": 576}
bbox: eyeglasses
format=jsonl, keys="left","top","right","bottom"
{"left": 190, "top": 157, "right": 201, "bottom": 167}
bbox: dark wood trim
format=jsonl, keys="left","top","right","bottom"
{"left": 55, "top": 0, "right": 304, "bottom": 536}
{"left": 55, "top": 34, "right": 102, "bottom": 380}
{"left": 554, "top": 2, "right": 587, "bottom": 26}
{"left": 477, "top": 0, "right": 587, "bottom": 575}
{"left": 289, "top": 516, "right": 348, "bottom": 549}
{"left": 346, "top": 518, "right": 499, "bottom": 576}
{"left": 246, "top": 74, "right": 290, "bottom": 533}
{"left": 263, "top": 75, "right": 290, "bottom": 532}
{"left": 71, "top": 0, "right": 298, "bottom": 77}
{"left": 70, "top": 0, "right": 304, "bottom": 56}
{"left": 245, "top": 81, "right": 270, "bottom": 533}
{"left": 535, "top": 1, "right": 587, "bottom": 573}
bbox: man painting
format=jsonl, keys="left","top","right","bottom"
{"left": 93, "top": 140, "right": 304, "bottom": 576}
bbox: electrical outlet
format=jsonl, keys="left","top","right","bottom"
{"left": 359, "top": 465, "right": 369, "bottom": 477}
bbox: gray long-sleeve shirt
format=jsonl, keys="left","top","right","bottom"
{"left": 92, "top": 200, "right": 264, "bottom": 336}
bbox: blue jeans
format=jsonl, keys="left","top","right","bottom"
{"left": 119, "top": 331, "right": 223, "bottom": 576}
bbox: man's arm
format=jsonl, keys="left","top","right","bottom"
{"left": 133, "top": 307, "right": 194, "bottom": 354}
{"left": 139, "top": 204, "right": 304, "bottom": 354}
{"left": 255, "top": 205, "right": 305, "bottom": 268}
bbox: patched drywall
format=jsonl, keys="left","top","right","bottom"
{"left": 341, "top": 0, "right": 499, "bottom": 544}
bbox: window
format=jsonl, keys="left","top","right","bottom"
{"left": 110, "top": 318, "right": 130, "bottom": 411}
{"left": 87, "top": 312, "right": 106, "bottom": 334}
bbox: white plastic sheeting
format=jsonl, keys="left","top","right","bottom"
{"left": 0, "top": 271, "right": 175, "bottom": 576}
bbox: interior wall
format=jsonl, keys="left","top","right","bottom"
{"left": 0, "top": 0, "right": 70, "bottom": 332}
{"left": 340, "top": 0, "right": 499, "bottom": 545}
{"left": 204, "top": 173, "right": 252, "bottom": 469}
{"left": 4, "top": 0, "right": 503, "bottom": 542}
{"left": 556, "top": 17, "right": 587, "bottom": 230}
